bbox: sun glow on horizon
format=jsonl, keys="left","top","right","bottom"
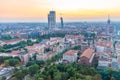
{"left": 0, "top": 0, "right": 120, "bottom": 22}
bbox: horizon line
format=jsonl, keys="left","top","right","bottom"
{"left": 1, "top": 21, "right": 120, "bottom": 23}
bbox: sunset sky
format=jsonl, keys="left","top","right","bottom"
{"left": 0, "top": 0, "right": 120, "bottom": 22}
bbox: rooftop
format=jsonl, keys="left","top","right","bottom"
{"left": 80, "top": 48, "right": 94, "bottom": 59}
{"left": 96, "top": 41, "right": 112, "bottom": 48}
{"left": 64, "top": 50, "right": 78, "bottom": 56}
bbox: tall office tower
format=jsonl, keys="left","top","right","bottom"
{"left": 107, "top": 15, "right": 111, "bottom": 35}
{"left": 48, "top": 11, "right": 56, "bottom": 29}
{"left": 60, "top": 17, "right": 64, "bottom": 28}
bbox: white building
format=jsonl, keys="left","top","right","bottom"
{"left": 63, "top": 50, "right": 78, "bottom": 63}
{"left": 97, "top": 53, "right": 111, "bottom": 69}
{"left": 98, "top": 60, "right": 111, "bottom": 67}
{"left": 36, "top": 53, "right": 47, "bottom": 61}
{"left": 96, "top": 46, "right": 105, "bottom": 52}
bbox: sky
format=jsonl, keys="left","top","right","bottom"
{"left": 0, "top": 0, "right": 120, "bottom": 22}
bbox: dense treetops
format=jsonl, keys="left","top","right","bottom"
{"left": 0, "top": 56, "right": 21, "bottom": 66}
{"left": 35, "top": 63, "right": 102, "bottom": 80}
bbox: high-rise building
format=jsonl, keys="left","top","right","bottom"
{"left": 107, "top": 15, "right": 111, "bottom": 25}
{"left": 48, "top": 11, "right": 56, "bottom": 29}
{"left": 107, "top": 15, "right": 114, "bottom": 35}
{"left": 60, "top": 17, "right": 64, "bottom": 28}
{"left": 107, "top": 15, "right": 111, "bottom": 35}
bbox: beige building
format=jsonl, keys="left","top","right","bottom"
{"left": 63, "top": 50, "right": 78, "bottom": 63}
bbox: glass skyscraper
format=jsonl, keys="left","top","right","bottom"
{"left": 48, "top": 11, "right": 56, "bottom": 29}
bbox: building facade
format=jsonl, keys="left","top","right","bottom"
{"left": 60, "top": 17, "right": 64, "bottom": 28}
{"left": 48, "top": 11, "right": 56, "bottom": 29}
{"left": 63, "top": 50, "right": 78, "bottom": 63}
{"left": 79, "top": 48, "right": 96, "bottom": 66}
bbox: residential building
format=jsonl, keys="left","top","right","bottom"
{"left": 36, "top": 53, "right": 47, "bottom": 61}
{"left": 63, "top": 50, "right": 78, "bottom": 63}
{"left": 18, "top": 51, "right": 29, "bottom": 64}
{"left": 25, "top": 43, "right": 45, "bottom": 54}
{"left": 81, "top": 42, "right": 89, "bottom": 53}
{"left": 97, "top": 53, "right": 111, "bottom": 69}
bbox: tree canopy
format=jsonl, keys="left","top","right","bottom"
{"left": 35, "top": 63, "right": 102, "bottom": 80}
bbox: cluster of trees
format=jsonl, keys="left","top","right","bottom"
{"left": 99, "top": 68, "right": 120, "bottom": 80}
{"left": 28, "top": 64, "right": 39, "bottom": 76}
{"left": 13, "top": 67, "right": 29, "bottom": 80}
{"left": 35, "top": 63, "right": 102, "bottom": 80}
{"left": 0, "top": 35, "right": 19, "bottom": 40}
{"left": 26, "top": 60, "right": 45, "bottom": 68}
{"left": 0, "top": 76, "right": 6, "bottom": 80}
{"left": 4, "top": 58, "right": 20, "bottom": 66}
{"left": 11, "top": 62, "right": 42, "bottom": 80}
{"left": 0, "top": 35, "right": 12, "bottom": 40}
{"left": 0, "top": 56, "right": 20, "bottom": 65}
{"left": 0, "top": 40, "right": 34, "bottom": 52}
{"left": 44, "top": 48, "right": 51, "bottom": 52}
{"left": 0, "top": 56, "right": 21, "bottom": 66}
{"left": 72, "top": 45, "right": 81, "bottom": 50}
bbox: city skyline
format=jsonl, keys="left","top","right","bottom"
{"left": 48, "top": 11, "right": 56, "bottom": 29}
{"left": 0, "top": 0, "right": 120, "bottom": 22}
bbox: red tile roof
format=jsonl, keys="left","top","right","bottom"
{"left": 64, "top": 50, "right": 78, "bottom": 56}
{"left": 33, "top": 43, "right": 43, "bottom": 47}
{"left": 4, "top": 39, "right": 26, "bottom": 44}
{"left": 80, "top": 48, "right": 94, "bottom": 59}
{"left": 11, "top": 50, "right": 20, "bottom": 55}
{"left": 96, "top": 41, "right": 112, "bottom": 48}
{"left": 44, "top": 45, "right": 50, "bottom": 48}
{"left": 25, "top": 46, "right": 34, "bottom": 50}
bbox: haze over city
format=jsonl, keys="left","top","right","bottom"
{"left": 0, "top": 0, "right": 120, "bottom": 22}
{"left": 1, "top": 0, "right": 120, "bottom": 80}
